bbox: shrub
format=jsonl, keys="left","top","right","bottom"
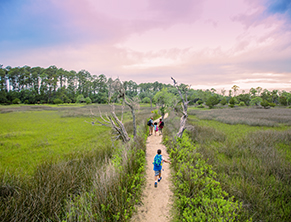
{"left": 196, "top": 100, "right": 203, "bottom": 105}
{"left": 141, "top": 97, "right": 151, "bottom": 103}
{"left": 85, "top": 97, "right": 92, "bottom": 104}
{"left": 76, "top": 95, "right": 85, "bottom": 103}
{"left": 279, "top": 96, "right": 287, "bottom": 106}
{"left": 12, "top": 98, "right": 21, "bottom": 104}
{"left": 260, "top": 99, "right": 269, "bottom": 108}
{"left": 228, "top": 104, "right": 234, "bottom": 108}
{"left": 53, "top": 98, "right": 63, "bottom": 104}
{"left": 197, "top": 104, "right": 204, "bottom": 108}
{"left": 238, "top": 101, "right": 246, "bottom": 106}
{"left": 229, "top": 97, "right": 237, "bottom": 105}
{"left": 162, "top": 123, "right": 245, "bottom": 221}
{"left": 24, "top": 100, "right": 29, "bottom": 104}
{"left": 250, "top": 97, "right": 262, "bottom": 106}
{"left": 206, "top": 96, "right": 219, "bottom": 109}
{"left": 220, "top": 98, "right": 227, "bottom": 105}
{"left": 269, "top": 102, "right": 276, "bottom": 107}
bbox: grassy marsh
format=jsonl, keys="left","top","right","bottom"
{"left": 187, "top": 108, "right": 291, "bottom": 221}
{"left": 0, "top": 104, "right": 151, "bottom": 221}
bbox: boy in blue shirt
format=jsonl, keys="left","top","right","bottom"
{"left": 153, "top": 149, "right": 171, "bottom": 187}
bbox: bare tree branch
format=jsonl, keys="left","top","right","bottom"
{"left": 171, "top": 77, "right": 190, "bottom": 138}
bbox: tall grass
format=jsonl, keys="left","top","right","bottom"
{"left": 187, "top": 113, "right": 291, "bottom": 221}
{"left": 0, "top": 110, "right": 111, "bottom": 175}
{"left": 0, "top": 105, "right": 149, "bottom": 221}
{"left": 162, "top": 113, "right": 245, "bottom": 221}
{"left": 189, "top": 107, "right": 291, "bottom": 127}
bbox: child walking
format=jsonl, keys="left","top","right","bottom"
{"left": 154, "top": 122, "right": 158, "bottom": 136}
{"left": 153, "top": 149, "right": 171, "bottom": 188}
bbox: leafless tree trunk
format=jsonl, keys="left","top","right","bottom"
{"left": 112, "top": 78, "right": 137, "bottom": 140}
{"left": 90, "top": 106, "right": 130, "bottom": 142}
{"left": 171, "top": 77, "right": 190, "bottom": 138}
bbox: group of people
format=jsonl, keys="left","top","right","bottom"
{"left": 148, "top": 117, "right": 171, "bottom": 188}
{"left": 148, "top": 117, "right": 164, "bottom": 136}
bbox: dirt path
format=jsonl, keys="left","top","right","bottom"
{"left": 131, "top": 114, "right": 173, "bottom": 221}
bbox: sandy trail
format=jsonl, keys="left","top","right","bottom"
{"left": 131, "top": 114, "right": 173, "bottom": 221}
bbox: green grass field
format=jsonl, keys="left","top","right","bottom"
{"left": 0, "top": 109, "right": 110, "bottom": 175}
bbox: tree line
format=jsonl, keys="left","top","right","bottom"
{"left": 0, "top": 65, "right": 290, "bottom": 108}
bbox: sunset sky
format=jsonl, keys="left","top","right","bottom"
{"left": 0, "top": 0, "right": 290, "bottom": 92}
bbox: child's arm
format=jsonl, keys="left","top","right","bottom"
{"left": 164, "top": 159, "right": 171, "bottom": 164}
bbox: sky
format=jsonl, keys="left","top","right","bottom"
{"left": 0, "top": 0, "right": 291, "bottom": 92}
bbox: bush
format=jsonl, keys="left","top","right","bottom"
{"left": 261, "top": 100, "right": 269, "bottom": 108}
{"left": 206, "top": 96, "right": 219, "bottom": 109}
{"left": 12, "top": 98, "right": 21, "bottom": 104}
{"left": 238, "top": 101, "right": 246, "bottom": 106}
{"left": 269, "top": 102, "right": 276, "bottom": 107}
{"left": 250, "top": 97, "right": 262, "bottom": 106}
{"left": 53, "top": 98, "right": 64, "bottom": 105}
{"left": 85, "top": 97, "right": 92, "bottom": 104}
{"left": 228, "top": 104, "right": 234, "bottom": 108}
{"left": 229, "top": 97, "right": 238, "bottom": 105}
{"left": 279, "top": 96, "right": 287, "bottom": 106}
{"left": 162, "top": 126, "right": 245, "bottom": 221}
{"left": 142, "top": 97, "right": 151, "bottom": 104}
{"left": 196, "top": 100, "right": 203, "bottom": 105}
{"left": 76, "top": 95, "right": 85, "bottom": 103}
{"left": 197, "top": 104, "right": 204, "bottom": 108}
{"left": 220, "top": 98, "right": 227, "bottom": 105}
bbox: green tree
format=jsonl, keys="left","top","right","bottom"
{"left": 220, "top": 98, "right": 227, "bottom": 105}
{"left": 76, "top": 94, "right": 85, "bottom": 103}
{"left": 261, "top": 100, "right": 269, "bottom": 108}
{"left": 279, "top": 96, "right": 287, "bottom": 106}
{"left": 206, "top": 96, "right": 219, "bottom": 109}
{"left": 153, "top": 88, "right": 174, "bottom": 119}
{"left": 250, "top": 97, "right": 262, "bottom": 106}
{"left": 85, "top": 97, "right": 92, "bottom": 104}
{"left": 142, "top": 97, "right": 151, "bottom": 103}
{"left": 236, "top": 93, "right": 251, "bottom": 106}
{"left": 229, "top": 97, "right": 238, "bottom": 105}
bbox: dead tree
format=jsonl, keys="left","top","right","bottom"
{"left": 112, "top": 79, "right": 137, "bottom": 140}
{"left": 90, "top": 78, "right": 137, "bottom": 142}
{"left": 90, "top": 106, "right": 130, "bottom": 142}
{"left": 171, "top": 77, "right": 190, "bottom": 138}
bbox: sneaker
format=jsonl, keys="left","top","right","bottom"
{"left": 158, "top": 177, "right": 162, "bottom": 182}
{"left": 154, "top": 182, "right": 157, "bottom": 187}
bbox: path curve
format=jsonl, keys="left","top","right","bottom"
{"left": 131, "top": 114, "right": 173, "bottom": 221}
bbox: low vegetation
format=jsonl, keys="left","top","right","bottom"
{"left": 186, "top": 108, "right": 291, "bottom": 221}
{"left": 189, "top": 107, "right": 291, "bottom": 127}
{"left": 163, "top": 113, "right": 246, "bottom": 221}
{"left": 0, "top": 105, "right": 151, "bottom": 221}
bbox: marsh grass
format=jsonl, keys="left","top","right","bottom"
{"left": 189, "top": 107, "right": 291, "bottom": 127}
{"left": 0, "top": 110, "right": 111, "bottom": 175}
{"left": 162, "top": 113, "right": 245, "bottom": 221}
{"left": 187, "top": 113, "right": 291, "bottom": 221}
{"left": 0, "top": 105, "right": 149, "bottom": 221}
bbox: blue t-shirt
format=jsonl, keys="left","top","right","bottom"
{"left": 153, "top": 154, "right": 163, "bottom": 171}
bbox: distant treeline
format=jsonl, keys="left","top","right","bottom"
{"left": 0, "top": 65, "right": 290, "bottom": 107}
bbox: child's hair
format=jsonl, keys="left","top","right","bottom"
{"left": 157, "top": 149, "right": 161, "bottom": 154}
{"left": 154, "top": 122, "right": 157, "bottom": 125}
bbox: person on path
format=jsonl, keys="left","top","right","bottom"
{"left": 158, "top": 118, "right": 164, "bottom": 135}
{"left": 148, "top": 117, "right": 154, "bottom": 136}
{"left": 154, "top": 122, "right": 158, "bottom": 136}
{"left": 153, "top": 149, "right": 171, "bottom": 188}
